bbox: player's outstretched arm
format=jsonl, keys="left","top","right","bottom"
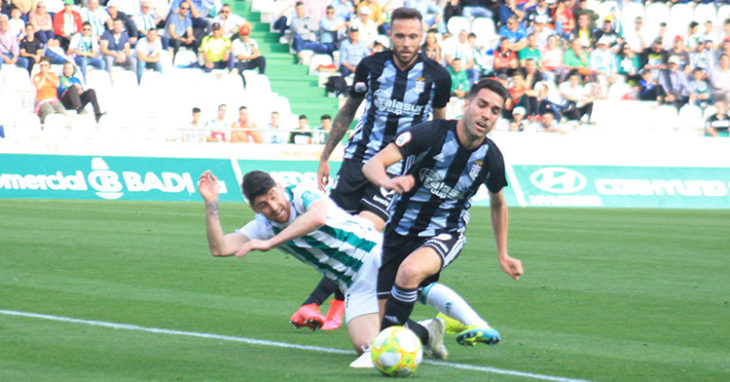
{"left": 362, "top": 143, "right": 414, "bottom": 194}
{"left": 317, "top": 94, "right": 364, "bottom": 190}
{"left": 198, "top": 171, "right": 248, "bottom": 257}
{"left": 235, "top": 199, "right": 328, "bottom": 257}
{"left": 489, "top": 190, "right": 523, "bottom": 281}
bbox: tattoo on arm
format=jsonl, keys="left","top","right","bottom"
{"left": 321, "top": 95, "right": 363, "bottom": 160}
{"left": 205, "top": 201, "right": 219, "bottom": 217}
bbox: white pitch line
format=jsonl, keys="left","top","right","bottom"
{"left": 1, "top": 309, "right": 592, "bottom": 382}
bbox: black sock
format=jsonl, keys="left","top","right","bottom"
{"left": 381, "top": 284, "right": 418, "bottom": 329}
{"left": 405, "top": 319, "right": 429, "bottom": 345}
{"left": 334, "top": 288, "right": 344, "bottom": 301}
{"left": 301, "top": 277, "right": 338, "bottom": 306}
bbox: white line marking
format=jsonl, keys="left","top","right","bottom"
{"left": 0, "top": 309, "right": 592, "bottom": 382}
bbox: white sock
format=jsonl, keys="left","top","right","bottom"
{"left": 420, "top": 282, "right": 489, "bottom": 328}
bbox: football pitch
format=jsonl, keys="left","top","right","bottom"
{"left": 1, "top": 199, "right": 728, "bottom": 381}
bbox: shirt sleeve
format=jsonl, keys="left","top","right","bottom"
{"left": 291, "top": 183, "right": 326, "bottom": 212}
{"left": 484, "top": 143, "right": 508, "bottom": 193}
{"left": 393, "top": 120, "right": 442, "bottom": 158}
{"left": 236, "top": 214, "right": 273, "bottom": 240}
{"left": 349, "top": 55, "right": 370, "bottom": 97}
{"left": 432, "top": 68, "right": 452, "bottom": 109}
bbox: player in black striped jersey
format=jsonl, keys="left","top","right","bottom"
{"left": 363, "top": 79, "right": 524, "bottom": 354}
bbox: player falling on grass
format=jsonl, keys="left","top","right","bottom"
{"left": 362, "top": 78, "right": 524, "bottom": 359}
{"left": 197, "top": 170, "right": 446, "bottom": 362}
{"left": 293, "top": 7, "right": 502, "bottom": 347}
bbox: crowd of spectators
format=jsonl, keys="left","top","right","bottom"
{"left": 272, "top": 0, "right": 730, "bottom": 136}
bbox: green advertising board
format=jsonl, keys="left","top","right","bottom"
{"left": 0, "top": 154, "right": 242, "bottom": 202}
{"left": 510, "top": 165, "right": 730, "bottom": 208}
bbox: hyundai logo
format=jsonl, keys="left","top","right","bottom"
{"left": 529, "top": 167, "right": 587, "bottom": 194}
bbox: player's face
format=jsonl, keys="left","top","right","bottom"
{"left": 390, "top": 18, "right": 422, "bottom": 68}
{"left": 462, "top": 88, "right": 504, "bottom": 139}
{"left": 252, "top": 187, "right": 291, "bottom": 223}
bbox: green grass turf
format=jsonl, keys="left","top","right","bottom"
{"left": 1, "top": 200, "right": 729, "bottom": 381}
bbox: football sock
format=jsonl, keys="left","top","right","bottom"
{"left": 420, "top": 282, "right": 489, "bottom": 328}
{"left": 334, "top": 288, "right": 344, "bottom": 301}
{"left": 405, "top": 319, "right": 429, "bottom": 345}
{"left": 302, "top": 276, "right": 338, "bottom": 306}
{"left": 381, "top": 284, "right": 418, "bottom": 329}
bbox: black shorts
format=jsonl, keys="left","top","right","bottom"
{"left": 329, "top": 160, "right": 394, "bottom": 222}
{"left": 377, "top": 231, "right": 467, "bottom": 299}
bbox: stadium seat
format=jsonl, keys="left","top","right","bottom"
{"left": 86, "top": 70, "right": 112, "bottom": 93}
{"left": 597, "top": 1, "right": 619, "bottom": 23}
{"left": 620, "top": 2, "right": 645, "bottom": 32}
{"left": 447, "top": 16, "right": 469, "bottom": 36}
{"left": 668, "top": 3, "right": 694, "bottom": 40}
{"left": 308, "top": 54, "right": 333, "bottom": 75}
{"left": 644, "top": 2, "right": 670, "bottom": 37}
{"left": 6, "top": 112, "right": 42, "bottom": 141}
{"left": 717, "top": 5, "right": 730, "bottom": 27}
{"left": 677, "top": 104, "right": 704, "bottom": 136}
{"left": 585, "top": 0, "right": 601, "bottom": 14}
{"left": 42, "top": 114, "right": 70, "bottom": 140}
{"left": 470, "top": 17, "right": 498, "bottom": 49}
{"left": 607, "top": 82, "right": 633, "bottom": 101}
{"left": 174, "top": 49, "right": 198, "bottom": 68}
{"left": 693, "top": 3, "right": 716, "bottom": 24}
{"left": 68, "top": 114, "right": 98, "bottom": 140}
{"left": 652, "top": 105, "right": 679, "bottom": 133}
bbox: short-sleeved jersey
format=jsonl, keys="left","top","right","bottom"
{"left": 344, "top": 51, "right": 451, "bottom": 173}
{"left": 238, "top": 183, "right": 382, "bottom": 290}
{"left": 386, "top": 120, "right": 507, "bottom": 237}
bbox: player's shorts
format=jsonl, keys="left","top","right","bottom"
{"left": 343, "top": 241, "right": 382, "bottom": 323}
{"left": 329, "top": 160, "right": 394, "bottom": 222}
{"left": 377, "top": 231, "right": 467, "bottom": 299}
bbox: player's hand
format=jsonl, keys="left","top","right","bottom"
{"left": 499, "top": 255, "right": 523, "bottom": 281}
{"left": 235, "top": 239, "right": 273, "bottom": 257}
{"left": 317, "top": 158, "right": 330, "bottom": 191}
{"left": 197, "top": 170, "right": 219, "bottom": 202}
{"left": 384, "top": 175, "right": 415, "bottom": 194}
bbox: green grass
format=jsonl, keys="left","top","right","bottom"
{"left": 1, "top": 200, "right": 729, "bottom": 381}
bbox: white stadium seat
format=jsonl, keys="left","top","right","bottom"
{"left": 446, "top": 16, "right": 469, "bottom": 36}
{"left": 717, "top": 5, "right": 730, "bottom": 26}
{"left": 677, "top": 104, "right": 705, "bottom": 136}
{"left": 644, "top": 2, "right": 670, "bottom": 36}
{"left": 693, "top": 3, "right": 716, "bottom": 24}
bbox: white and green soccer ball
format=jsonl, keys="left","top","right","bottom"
{"left": 371, "top": 325, "right": 423, "bottom": 377}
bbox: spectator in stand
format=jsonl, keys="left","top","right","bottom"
{"left": 101, "top": 19, "right": 137, "bottom": 74}
{"left": 638, "top": 68, "right": 666, "bottom": 102}
{"left": 289, "top": 114, "right": 312, "bottom": 144}
{"left": 572, "top": 0, "right": 597, "bottom": 32}
{"left": 493, "top": 36, "right": 518, "bottom": 76}
{"left": 58, "top": 61, "right": 104, "bottom": 122}
{"left": 231, "top": 106, "right": 262, "bottom": 143}
{"left": 656, "top": 22, "right": 672, "bottom": 50}
{"left": 498, "top": 0, "right": 525, "bottom": 27}
{"left": 536, "top": 108, "right": 567, "bottom": 134}
{"left": 558, "top": 70, "right": 593, "bottom": 122}
{"left": 541, "top": 34, "right": 563, "bottom": 83}
{"left": 701, "top": 20, "right": 718, "bottom": 50}
{"left": 32, "top": 57, "right": 65, "bottom": 123}
{"left": 305, "top": 0, "right": 329, "bottom": 26}
{"left": 690, "top": 38, "right": 715, "bottom": 74}
{"left": 522, "top": 58, "right": 544, "bottom": 115}
{"left": 68, "top": 21, "right": 105, "bottom": 79}
{"left": 573, "top": 13, "right": 592, "bottom": 49}
{"left": 263, "top": 111, "right": 289, "bottom": 144}
{"left": 624, "top": 17, "right": 649, "bottom": 54}
{"left": 461, "top": 0, "right": 493, "bottom": 20}
{"left": 470, "top": 32, "right": 492, "bottom": 83}
{"left": 552, "top": 0, "right": 574, "bottom": 39}
{"left": 526, "top": 0, "right": 550, "bottom": 30}
{"left": 8, "top": 7, "right": 24, "bottom": 41}
{"left": 422, "top": 29, "right": 441, "bottom": 64}
{"left": 200, "top": 21, "right": 233, "bottom": 72}
{"left": 206, "top": 103, "right": 231, "bottom": 142}
{"left": 688, "top": 67, "right": 713, "bottom": 109}
{"left": 45, "top": 37, "right": 73, "bottom": 64}
{"left": 312, "top": 113, "right": 331, "bottom": 144}
{"left": 710, "top": 54, "right": 730, "bottom": 103}
{"left": 169, "top": 0, "right": 213, "bottom": 44}
{"left": 272, "top": 0, "right": 295, "bottom": 42}
{"left": 290, "top": 1, "right": 325, "bottom": 61}
{"left": 213, "top": 3, "right": 247, "bottom": 39}
{"left": 355, "top": 0, "right": 383, "bottom": 26}
{"left": 591, "top": 18, "right": 621, "bottom": 54}
{"left": 443, "top": 29, "right": 473, "bottom": 71}
{"left": 79, "top": 0, "right": 109, "bottom": 38}
{"left": 704, "top": 100, "right": 730, "bottom": 137}
{"left": 29, "top": 2, "right": 54, "bottom": 44}
{"left": 685, "top": 21, "right": 701, "bottom": 53}
{"left": 167, "top": 0, "right": 198, "bottom": 60}
{"left": 718, "top": 38, "right": 730, "bottom": 65}
{"left": 617, "top": 43, "right": 641, "bottom": 86}
{"left": 499, "top": 15, "right": 527, "bottom": 52}
{"left": 338, "top": 25, "right": 368, "bottom": 77}
{"left": 52, "top": 0, "right": 82, "bottom": 50}
{"left": 19, "top": 24, "right": 42, "bottom": 74}
{"left": 106, "top": 2, "right": 139, "bottom": 47}
{"left": 530, "top": 13, "right": 552, "bottom": 49}
{"left": 183, "top": 106, "right": 207, "bottom": 142}
{"left": 330, "top": 0, "right": 354, "bottom": 24}
{"left": 405, "top": 0, "right": 443, "bottom": 32}
{"left": 509, "top": 105, "right": 527, "bottom": 131}
{"left": 640, "top": 38, "right": 668, "bottom": 81}
{"left": 448, "top": 57, "right": 470, "bottom": 99}
{"left": 233, "top": 24, "right": 266, "bottom": 78}
{"left": 518, "top": 33, "right": 542, "bottom": 69}
{"left": 668, "top": 35, "right": 691, "bottom": 74}
{"left": 0, "top": 14, "right": 28, "bottom": 70}
{"left": 135, "top": 1, "right": 164, "bottom": 39}
{"left": 658, "top": 55, "right": 689, "bottom": 109}
{"left": 563, "top": 37, "right": 590, "bottom": 76}
{"left": 589, "top": 36, "right": 617, "bottom": 99}
{"left": 136, "top": 27, "right": 163, "bottom": 83}
{"left": 318, "top": 5, "right": 345, "bottom": 55}
{"left": 348, "top": 6, "right": 377, "bottom": 48}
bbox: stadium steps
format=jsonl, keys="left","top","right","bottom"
{"left": 231, "top": 0, "right": 339, "bottom": 120}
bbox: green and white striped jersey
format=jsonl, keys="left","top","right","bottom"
{"left": 238, "top": 183, "right": 381, "bottom": 290}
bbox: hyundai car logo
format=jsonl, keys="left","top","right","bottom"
{"left": 529, "top": 167, "right": 587, "bottom": 194}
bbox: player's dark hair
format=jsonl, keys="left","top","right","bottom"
{"left": 192, "top": 107, "right": 201, "bottom": 113}
{"left": 467, "top": 78, "right": 509, "bottom": 105}
{"left": 320, "top": 114, "right": 332, "bottom": 120}
{"left": 239, "top": 105, "right": 247, "bottom": 111}
{"left": 391, "top": 7, "right": 422, "bottom": 25}
{"left": 242, "top": 171, "right": 276, "bottom": 203}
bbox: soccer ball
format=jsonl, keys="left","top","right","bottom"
{"left": 371, "top": 326, "right": 423, "bottom": 377}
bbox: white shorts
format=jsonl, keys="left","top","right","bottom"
{"left": 343, "top": 245, "right": 381, "bottom": 324}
